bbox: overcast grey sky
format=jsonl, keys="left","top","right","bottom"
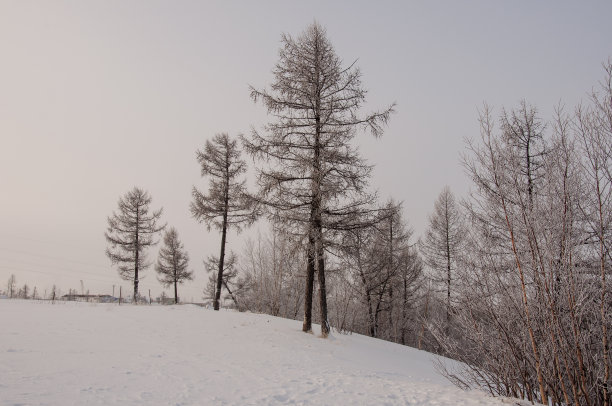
{"left": 1, "top": 1, "right": 611, "bottom": 301}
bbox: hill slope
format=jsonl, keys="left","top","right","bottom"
{"left": 1, "top": 300, "right": 509, "bottom": 405}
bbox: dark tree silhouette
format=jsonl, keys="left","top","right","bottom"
{"left": 155, "top": 227, "right": 193, "bottom": 304}
{"left": 105, "top": 187, "right": 165, "bottom": 302}
{"left": 191, "top": 133, "right": 255, "bottom": 311}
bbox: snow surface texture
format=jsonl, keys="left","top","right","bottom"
{"left": 1, "top": 300, "right": 510, "bottom": 406}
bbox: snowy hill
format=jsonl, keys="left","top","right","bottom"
{"left": 1, "top": 300, "right": 511, "bottom": 405}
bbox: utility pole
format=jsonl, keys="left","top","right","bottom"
{"left": 119, "top": 286, "right": 122, "bottom": 305}
{"left": 148, "top": 289, "right": 151, "bottom": 305}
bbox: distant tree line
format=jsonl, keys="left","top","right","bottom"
{"left": 3, "top": 273, "right": 60, "bottom": 301}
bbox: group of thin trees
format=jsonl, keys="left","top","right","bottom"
{"left": 105, "top": 23, "right": 395, "bottom": 340}
{"left": 4, "top": 274, "right": 36, "bottom": 299}
{"left": 426, "top": 68, "right": 612, "bottom": 405}
{"left": 105, "top": 187, "right": 193, "bottom": 304}
{"left": 4, "top": 274, "right": 58, "bottom": 301}
{"left": 100, "top": 21, "right": 611, "bottom": 405}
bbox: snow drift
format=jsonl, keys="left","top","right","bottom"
{"left": 1, "top": 300, "right": 509, "bottom": 405}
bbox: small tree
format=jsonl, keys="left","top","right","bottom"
{"left": 20, "top": 284, "right": 29, "bottom": 299}
{"left": 204, "top": 252, "right": 240, "bottom": 308}
{"left": 191, "top": 133, "right": 255, "bottom": 311}
{"left": 7, "top": 274, "right": 16, "bottom": 298}
{"left": 50, "top": 285, "right": 57, "bottom": 302}
{"left": 155, "top": 227, "right": 193, "bottom": 304}
{"left": 105, "top": 187, "right": 165, "bottom": 302}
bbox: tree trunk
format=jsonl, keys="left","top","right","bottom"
{"left": 173, "top": 259, "right": 178, "bottom": 304}
{"left": 222, "top": 280, "right": 239, "bottom": 308}
{"left": 134, "top": 207, "right": 140, "bottom": 303}
{"left": 214, "top": 161, "right": 231, "bottom": 311}
{"left": 214, "top": 211, "right": 228, "bottom": 311}
{"left": 303, "top": 230, "right": 315, "bottom": 332}
{"left": 317, "top": 234, "right": 329, "bottom": 337}
{"left": 597, "top": 180, "right": 609, "bottom": 406}
{"left": 312, "top": 32, "right": 329, "bottom": 338}
{"left": 440, "top": 194, "right": 452, "bottom": 324}
{"left": 446, "top": 220, "right": 451, "bottom": 323}
{"left": 358, "top": 258, "right": 375, "bottom": 337}
{"left": 401, "top": 277, "right": 407, "bottom": 345}
{"left": 387, "top": 217, "right": 395, "bottom": 341}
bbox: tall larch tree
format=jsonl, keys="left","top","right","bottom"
{"left": 105, "top": 187, "right": 165, "bottom": 302}
{"left": 191, "top": 133, "right": 255, "bottom": 311}
{"left": 420, "top": 186, "right": 463, "bottom": 322}
{"left": 155, "top": 227, "right": 193, "bottom": 304}
{"left": 243, "top": 22, "right": 394, "bottom": 337}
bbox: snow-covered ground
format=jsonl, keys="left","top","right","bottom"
{"left": 1, "top": 300, "right": 510, "bottom": 406}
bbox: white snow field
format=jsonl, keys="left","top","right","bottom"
{"left": 1, "top": 300, "right": 511, "bottom": 406}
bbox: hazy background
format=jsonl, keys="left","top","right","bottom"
{"left": 1, "top": 1, "right": 611, "bottom": 301}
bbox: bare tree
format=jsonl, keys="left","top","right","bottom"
{"left": 155, "top": 227, "right": 193, "bottom": 304}
{"left": 420, "top": 187, "right": 464, "bottom": 322}
{"left": 337, "top": 201, "right": 420, "bottom": 341}
{"left": 20, "top": 284, "right": 29, "bottom": 299}
{"left": 243, "top": 22, "right": 394, "bottom": 337}
{"left": 191, "top": 133, "right": 255, "bottom": 311}
{"left": 7, "top": 274, "right": 16, "bottom": 298}
{"left": 575, "top": 60, "right": 612, "bottom": 406}
{"left": 50, "top": 285, "right": 57, "bottom": 302}
{"left": 238, "top": 226, "right": 306, "bottom": 319}
{"left": 438, "top": 73, "right": 611, "bottom": 404}
{"left": 203, "top": 252, "right": 240, "bottom": 308}
{"left": 105, "top": 187, "right": 165, "bottom": 302}
{"left": 500, "top": 100, "right": 547, "bottom": 206}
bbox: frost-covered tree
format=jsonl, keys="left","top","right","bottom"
{"left": 500, "top": 100, "right": 547, "bottom": 206}
{"left": 420, "top": 187, "right": 463, "bottom": 322}
{"left": 374, "top": 202, "right": 420, "bottom": 344}
{"left": 155, "top": 227, "right": 193, "bottom": 304}
{"left": 338, "top": 202, "right": 420, "bottom": 341}
{"left": 105, "top": 187, "right": 165, "bottom": 302}
{"left": 243, "top": 22, "right": 394, "bottom": 337}
{"left": 575, "top": 63, "right": 612, "bottom": 406}
{"left": 191, "top": 133, "right": 255, "bottom": 311}
{"left": 438, "top": 69, "right": 612, "bottom": 404}
{"left": 238, "top": 226, "right": 306, "bottom": 319}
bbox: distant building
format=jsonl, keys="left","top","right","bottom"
{"left": 61, "top": 294, "right": 117, "bottom": 303}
